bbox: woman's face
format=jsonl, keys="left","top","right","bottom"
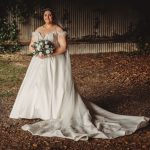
{"left": 43, "top": 10, "right": 53, "bottom": 24}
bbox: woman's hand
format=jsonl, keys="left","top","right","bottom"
{"left": 37, "top": 53, "right": 46, "bottom": 59}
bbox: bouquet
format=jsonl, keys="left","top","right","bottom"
{"left": 31, "top": 40, "right": 55, "bottom": 57}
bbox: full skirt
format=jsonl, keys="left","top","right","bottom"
{"left": 9, "top": 50, "right": 150, "bottom": 141}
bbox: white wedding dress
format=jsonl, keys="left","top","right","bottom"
{"left": 9, "top": 30, "right": 150, "bottom": 141}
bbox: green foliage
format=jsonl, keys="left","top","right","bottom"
{"left": 0, "top": 18, "right": 21, "bottom": 53}
{"left": 0, "top": 18, "right": 19, "bottom": 41}
{"left": 135, "top": 18, "right": 150, "bottom": 54}
{"left": 6, "top": 0, "right": 54, "bottom": 23}
{"left": 0, "top": 0, "right": 55, "bottom": 53}
{"left": 9, "top": 0, "right": 36, "bottom": 23}
{"left": 136, "top": 42, "right": 150, "bottom": 54}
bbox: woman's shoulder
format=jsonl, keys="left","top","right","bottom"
{"left": 34, "top": 26, "right": 43, "bottom": 32}
{"left": 54, "top": 25, "right": 67, "bottom": 35}
{"left": 55, "top": 25, "right": 64, "bottom": 32}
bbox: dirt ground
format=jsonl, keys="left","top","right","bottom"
{"left": 0, "top": 52, "right": 150, "bottom": 150}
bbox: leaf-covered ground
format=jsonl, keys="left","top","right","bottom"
{"left": 0, "top": 52, "right": 150, "bottom": 150}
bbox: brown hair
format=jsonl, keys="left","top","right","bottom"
{"left": 41, "top": 8, "right": 57, "bottom": 23}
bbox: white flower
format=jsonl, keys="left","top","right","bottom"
{"left": 50, "top": 50, "right": 53, "bottom": 53}
{"left": 39, "top": 42, "right": 44, "bottom": 46}
{"left": 35, "top": 43, "right": 38, "bottom": 47}
{"left": 46, "top": 49, "right": 50, "bottom": 54}
{"left": 37, "top": 46, "right": 41, "bottom": 51}
{"left": 39, "top": 52, "right": 43, "bottom": 56}
{"left": 45, "top": 41, "right": 48, "bottom": 44}
{"left": 45, "top": 45, "right": 49, "bottom": 49}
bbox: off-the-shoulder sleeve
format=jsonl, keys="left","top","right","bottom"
{"left": 57, "top": 30, "right": 67, "bottom": 37}
{"left": 32, "top": 32, "right": 39, "bottom": 37}
{"left": 31, "top": 31, "right": 39, "bottom": 42}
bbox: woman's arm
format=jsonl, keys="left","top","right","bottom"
{"left": 51, "top": 29, "right": 67, "bottom": 56}
{"left": 28, "top": 27, "right": 41, "bottom": 54}
{"left": 28, "top": 38, "right": 35, "bottom": 53}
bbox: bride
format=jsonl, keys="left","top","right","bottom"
{"left": 9, "top": 8, "right": 150, "bottom": 141}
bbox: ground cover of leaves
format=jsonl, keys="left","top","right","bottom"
{"left": 0, "top": 52, "right": 150, "bottom": 150}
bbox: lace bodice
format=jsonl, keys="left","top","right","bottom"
{"left": 32, "top": 30, "right": 67, "bottom": 48}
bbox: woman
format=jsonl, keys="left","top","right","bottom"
{"left": 9, "top": 8, "right": 150, "bottom": 141}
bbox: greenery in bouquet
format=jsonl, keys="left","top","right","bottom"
{"left": 31, "top": 40, "right": 55, "bottom": 56}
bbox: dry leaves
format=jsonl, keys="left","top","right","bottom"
{"left": 0, "top": 52, "right": 150, "bottom": 149}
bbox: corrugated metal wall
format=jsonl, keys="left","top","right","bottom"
{"left": 8, "top": 0, "right": 139, "bottom": 54}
